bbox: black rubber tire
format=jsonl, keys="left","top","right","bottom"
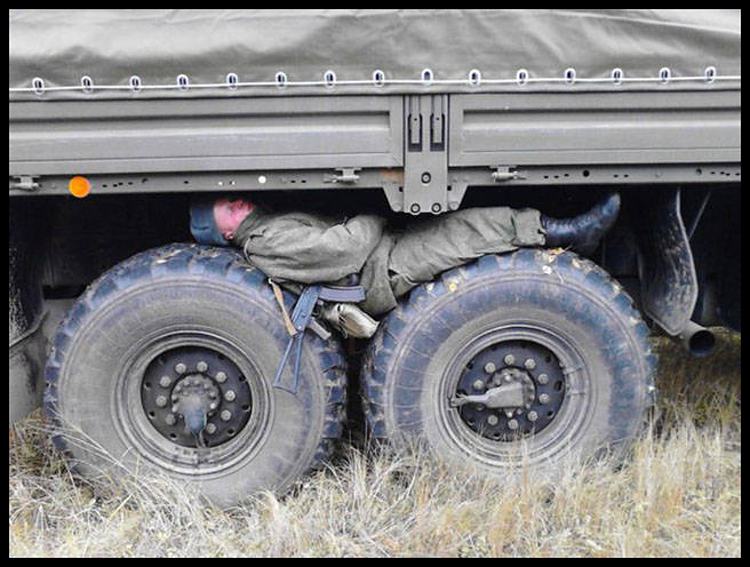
{"left": 44, "top": 243, "right": 346, "bottom": 507}
{"left": 361, "top": 249, "right": 656, "bottom": 474}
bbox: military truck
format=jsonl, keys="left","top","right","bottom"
{"left": 9, "top": 10, "right": 740, "bottom": 506}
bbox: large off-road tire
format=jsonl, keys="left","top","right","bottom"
{"left": 44, "top": 243, "right": 346, "bottom": 507}
{"left": 361, "top": 249, "right": 656, "bottom": 474}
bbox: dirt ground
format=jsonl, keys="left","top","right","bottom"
{"left": 9, "top": 330, "right": 741, "bottom": 557}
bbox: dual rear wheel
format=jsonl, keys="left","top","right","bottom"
{"left": 360, "top": 249, "right": 656, "bottom": 475}
{"left": 45, "top": 245, "right": 655, "bottom": 506}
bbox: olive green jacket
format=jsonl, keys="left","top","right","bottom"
{"left": 234, "top": 206, "right": 545, "bottom": 316}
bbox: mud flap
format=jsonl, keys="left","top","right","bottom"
{"left": 9, "top": 201, "right": 47, "bottom": 424}
{"left": 632, "top": 187, "right": 698, "bottom": 336}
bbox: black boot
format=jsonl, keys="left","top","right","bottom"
{"left": 541, "top": 192, "right": 621, "bottom": 254}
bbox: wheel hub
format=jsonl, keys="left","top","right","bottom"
{"left": 141, "top": 346, "right": 253, "bottom": 448}
{"left": 453, "top": 339, "right": 566, "bottom": 441}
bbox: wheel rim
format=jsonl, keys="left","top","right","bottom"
{"left": 454, "top": 339, "right": 566, "bottom": 441}
{"left": 435, "top": 322, "right": 594, "bottom": 467}
{"left": 140, "top": 345, "right": 253, "bottom": 448}
{"left": 116, "top": 327, "right": 273, "bottom": 475}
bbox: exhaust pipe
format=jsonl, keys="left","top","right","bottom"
{"left": 675, "top": 321, "right": 716, "bottom": 357}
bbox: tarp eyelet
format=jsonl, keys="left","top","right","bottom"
{"left": 324, "top": 70, "right": 337, "bottom": 88}
{"left": 80, "top": 75, "right": 94, "bottom": 93}
{"left": 275, "top": 71, "right": 288, "bottom": 88}
{"left": 421, "top": 68, "right": 434, "bottom": 85}
{"left": 176, "top": 74, "right": 190, "bottom": 91}
{"left": 372, "top": 69, "right": 385, "bottom": 87}
{"left": 516, "top": 69, "right": 529, "bottom": 86}
{"left": 129, "top": 75, "right": 142, "bottom": 92}
{"left": 704, "top": 66, "right": 717, "bottom": 84}
{"left": 32, "top": 77, "right": 45, "bottom": 95}
{"left": 611, "top": 68, "right": 624, "bottom": 85}
{"left": 226, "top": 72, "right": 239, "bottom": 89}
{"left": 468, "top": 69, "right": 482, "bottom": 86}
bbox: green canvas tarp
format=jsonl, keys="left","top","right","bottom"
{"left": 9, "top": 9, "right": 741, "bottom": 101}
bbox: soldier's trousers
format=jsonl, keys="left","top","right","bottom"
{"left": 359, "top": 207, "right": 545, "bottom": 315}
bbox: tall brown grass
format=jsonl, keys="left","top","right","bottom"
{"left": 9, "top": 330, "right": 740, "bottom": 557}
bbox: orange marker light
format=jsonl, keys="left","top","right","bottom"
{"left": 68, "top": 176, "right": 91, "bottom": 198}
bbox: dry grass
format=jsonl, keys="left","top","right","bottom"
{"left": 9, "top": 330, "right": 741, "bottom": 557}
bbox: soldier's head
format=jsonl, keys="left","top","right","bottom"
{"left": 190, "top": 196, "right": 255, "bottom": 246}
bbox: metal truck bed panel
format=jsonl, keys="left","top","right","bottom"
{"left": 9, "top": 96, "right": 403, "bottom": 176}
{"left": 448, "top": 91, "right": 741, "bottom": 167}
{"left": 10, "top": 90, "right": 740, "bottom": 181}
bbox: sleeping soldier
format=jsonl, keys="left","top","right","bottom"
{"left": 190, "top": 194, "right": 620, "bottom": 337}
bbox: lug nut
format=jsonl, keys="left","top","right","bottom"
{"left": 524, "top": 358, "right": 536, "bottom": 370}
{"left": 527, "top": 410, "right": 539, "bottom": 422}
{"left": 215, "top": 371, "right": 227, "bottom": 384}
{"left": 220, "top": 410, "right": 232, "bottom": 422}
{"left": 159, "top": 375, "right": 172, "bottom": 388}
{"left": 537, "top": 373, "right": 549, "bottom": 385}
{"left": 224, "top": 390, "right": 236, "bottom": 402}
{"left": 196, "top": 361, "right": 208, "bottom": 372}
{"left": 539, "top": 393, "right": 550, "bottom": 404}
{"left": 155, "top": 395, "right": 168, "bottom": 408}
{"left": 484, "top": 362, "right": 496, "bottom": 374}
{"left": 472, "top": 379, "right": 485, "bottom": 391}
{"left": 164, "top": 414, "right": 176, "bottom": 426}
{"left": 487, "top": 415, "right": 499, "bottom": 426}
{"left": 504, "top": 354, "right": 515, "bottom": 366}
{"left": 175, "top": 363, "right": 187, "bottom": 374}
{"left": 507, "top": 419, "right": 519, "bottom": 430}
{"left": 205, "top": 423, "right": 217, "bottom": 435}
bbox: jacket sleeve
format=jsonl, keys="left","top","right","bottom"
{"left": 242, "top": 214, "right": 386, "bottom": 284}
